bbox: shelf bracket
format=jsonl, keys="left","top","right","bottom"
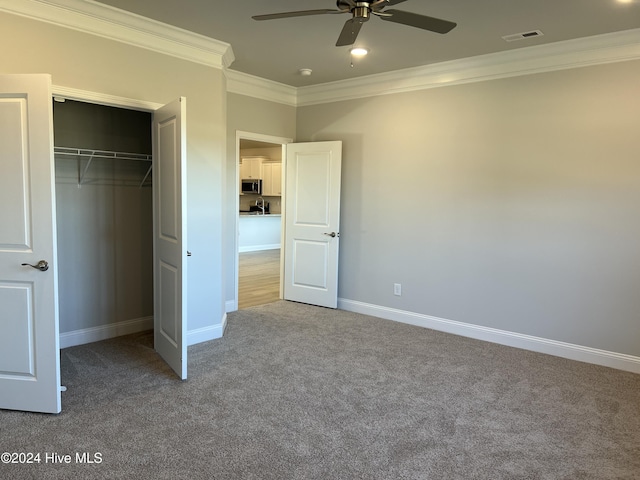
{"left": 140, "top": 164, "right": 152, "bottom": 188}
{"left": 78, "top": 151, "right": 96, "bottom": 187}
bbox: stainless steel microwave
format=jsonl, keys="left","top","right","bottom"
{"left": 241, "top": 179, "right": 262, "bottom": 194}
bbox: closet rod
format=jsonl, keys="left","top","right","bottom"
{"left": 54, "top": 146, "right": 152, "bottom": 187}
{"left": 54, "top": 146, "right": 152, "bottom": 162}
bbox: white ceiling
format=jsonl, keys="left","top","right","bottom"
{"left": 94, "top": 0, "right": 640, "bottom": 87}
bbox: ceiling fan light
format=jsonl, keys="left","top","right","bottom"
{"left": 350, "top": 47, "right": 369, "bottom": 57}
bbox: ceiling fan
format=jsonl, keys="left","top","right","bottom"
{"left": 252, "top": 0, "right": 457, "bottom": 47}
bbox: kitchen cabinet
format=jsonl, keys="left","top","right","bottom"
{"left": 241, "top": 156, "right": 265, "bottom": 180}
{"left": 262, "top": 162, "right": 282, "bottom": 196}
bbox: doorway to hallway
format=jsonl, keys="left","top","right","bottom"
{"left": 238, "top": 249, "right": 281, "bottom": 309}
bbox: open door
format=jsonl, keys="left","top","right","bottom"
{"left": 153, "top": 97, "right": 187, "bottom": 379}
{"left": 0, "top": 74, "right": 61, "bottom": 413}
{"left": 284, "top": 141, "right": 342, "bottom": 308}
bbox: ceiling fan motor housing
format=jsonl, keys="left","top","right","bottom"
{"left": 354, "top": 5, "right": 371, "bottom": 20}
{"left": 338, "top": 1, "right": 373, "bottom": 20}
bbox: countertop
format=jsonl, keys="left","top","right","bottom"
{"left": 239, "top": 212, "right": 281, "bottom": 217}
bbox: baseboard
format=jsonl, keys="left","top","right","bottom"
{"left": 239, "top": 244, "right": 280, "bottom": 253}
{"left": 337, "top": 298, "right": 640, "bottom": 374}
{"left": 225, "top": 299, "right": 237, "bottom": 313}
{"left": 187, "top": 313, "right": 227, "bottom": 346}
{"left": 59, "top": 316, "right": 153, "bottom": 349}
{"left": 60, "top": 314, "right": 228, "bottom": 349}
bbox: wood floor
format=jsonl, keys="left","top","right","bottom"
{"left": 238, "top": 249, "right": 281, "bottom": 309}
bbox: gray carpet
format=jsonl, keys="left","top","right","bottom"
{"left": 2, "top": 301, "right": 639, "bottom": 479}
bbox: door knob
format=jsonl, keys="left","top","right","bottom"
{"left": 21, "top": 260, "right": 49, "bottom": 271}
{"left": 323, "top": 232, "right": 339, "bottom": 238}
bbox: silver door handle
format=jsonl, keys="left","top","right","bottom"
{"left": 323, "top": 232, "right": 339, "bottom": 238}
{"left": 22, "top": 260, "right": 49, "bottom": 271}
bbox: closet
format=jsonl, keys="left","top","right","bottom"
{"left": 53, "top": 99, "right": 154, "bottom": 346}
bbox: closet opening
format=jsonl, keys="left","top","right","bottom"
{"left": 53, "top": 98, "right": 155, "bottom": 351}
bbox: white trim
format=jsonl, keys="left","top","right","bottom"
{"left": 234, "top": 131, "right": 292, "bottom": 327}
{"left": 225, "top": 299, "right": 237, "bottom": 313}
{"left": 297, "top": 28, "right": 640, "bottom": 106}
{"left": 187, "top": 314, "right": 227, "bottom": 345}
{"left": 236, "top": 131, "right": 294, "bottom": 146}
{"left": 52, "top": 85, "right": 163, "bottom": 111}
{"left": 59, "top": 316, "right": 153, "bottom": 349}
{"left": 226, "top": 28, "right": 640, "bottom": 106}
{"left": 4, "top": 1, "right": 639, "bottom": 106}
{"left": 59, "top": 314, "right": 228, "bottom": 348}
{"left": 226, "top": 70, "right": 297, "bottom": 106}
{"left": 60, "top": 313, "right": 227, "bottom": 348}
{"left": 337, "top": 298, "right": 640, "bottom": 374}
{"left": 6, "top": 2, "right": 638, "bottom": 107}
{"left": 0, "top": 0, "right": 234, "bottom": 69}
{"left": 239, "top": 243, "right": 281, "bottom": 253}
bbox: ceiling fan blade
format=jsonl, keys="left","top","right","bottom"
{"left": 336, "top": 18, "right": 366, "bottom": 46}
{"left": 253, "top": 9, "right": 342, "bottom": 21}
{"left": 370, "top": 0, "right": 408, "bottom": 8}
{"left": 380, "top": 9, "right": 457, "bottom": 34}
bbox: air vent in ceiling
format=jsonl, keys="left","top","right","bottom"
{"left": 502, "top": 30, "right": 544, "bottom": 42}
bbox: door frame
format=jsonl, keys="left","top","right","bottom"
{"left": 55, "top": 89, "right": 188, "bottom": 378}
{"left": 49, "top": 89, "right": 162, "bottom": 330}
{"left": 52, "top": 86, "right": 163, "bottom": 113}
{"left": 234, "top": 131, "right": 292, "bottom": 311}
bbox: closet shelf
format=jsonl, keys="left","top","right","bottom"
{"left": 54, "top": 146, "right": 152, "bottom": 187}
{"left": 54, "top": 146, "right": 152, "bottom": 162}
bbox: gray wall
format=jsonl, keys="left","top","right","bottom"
{"left": 5, "top": 7, "right": 638, "bottom": 359}
{"left": 53, "top": 100, "right": 153, "bottom": 334}
{"left": 1, "top": 11, "right": 227, "bottom": 335}
{"left": 296, "top": 60, "right": 640, "bottom": 357}
{"left": 225, "top": 93, "right": 296, "bottom": 306}
{"left": 53, "top": 99, "right": 152, "bottom": 153}
{"left": 55, "top": 177, "right": 153, "bottom": 333}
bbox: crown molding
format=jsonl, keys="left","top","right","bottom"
{"left": 0, "top": 0, "right": 235, "bottom": 69}
{"left": 296, "top": 28, "right": 640, "bottom": 106}
{"left": 4, "top": 0, "right": 637, "bottom": 107}
{"left": 225, "top": 69, "right": 297, "bottom": 107}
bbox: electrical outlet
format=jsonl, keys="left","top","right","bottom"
{"left": 394, "top": 283, "right": 402, "bottom": 296}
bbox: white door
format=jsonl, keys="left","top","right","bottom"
{"left": 0, "top": 74, "right": 61, "bottom": 413}
{"left": 284, "top": 141, "right": 342, "bottom": 308}
{"left": 153, "top": 98, "right": 187, "bottom": 379}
